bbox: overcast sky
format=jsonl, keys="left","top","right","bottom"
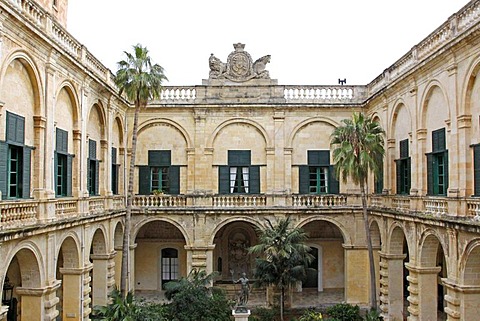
{"left": 67, "top": 1, "right": 467, "bottom": 86}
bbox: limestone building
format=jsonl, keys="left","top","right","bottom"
{"left": 0, "top": 0, "right": 480, "bottom": 320}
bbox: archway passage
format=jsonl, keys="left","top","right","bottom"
{"left": 56, "top": 237, "right": 80, "bottom": 321}
{"left": 385, "top": 226, "right": 409, "bottom": 320}
{"left": 134, "top": 220, "right": 187, "bottom": 294}
{"left": 300, "top": 220, "right": 345, "bottom": 305}
{"left": 212, "top": 220, "right": 259, "bottom": 306}
{"left": 4, "top": 248, "right": 43, "bottom": 321}
{"left": 89, "top": 229, "right": 109, "bottom": 310}
{"left": 461, "top": 244, "right": 480, "bottom": 320}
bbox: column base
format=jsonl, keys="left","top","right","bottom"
{"left": 232, "top": 308, "right": 251, "bottom": 321}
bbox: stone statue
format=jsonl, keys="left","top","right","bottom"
{"left": 253, "top": 55, "right": 271, "bottom": 79}
{"left": 231, "top": 271, "right": 250, "bottom": 307}
{"left": 209, "top": 53, "right": 226, "bottom": 79}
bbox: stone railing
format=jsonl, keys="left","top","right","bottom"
{"left": 160, "top": 87, "right": 197, "bottom": 102}
{"left": 466, "top": 198, "right": 480, "bottom": 220}
{"left": 0, "top": 200, "right": 38, "bottom": 226}
{"left": 212, "top": 195, "right": 267, "bottom": 208}
{"left": 2, "top": 0, "right": 116, "bottom": 89}
{"left": 367, "top": 0, "right": 480, "bottom": 96}
{"left": 88, "top": 196, "right": 105, "bottom": 215}
{"left": 424, "top": 197, "right": 449, "bottom": 216}
{"left": 55, "top": 198, "right": 78, "bottom": 217}
{"left": 283, "top": 85, "right": 367, "bottom": 103}
{"left": 392, "top": 196, "right": 411, "bottom": 213}
{"left": 132, "top": 195, "right": 187, "bottom": 207}
{"left": 291, "top": 194, "right": 347, "bottom": 207}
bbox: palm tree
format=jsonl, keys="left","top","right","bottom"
{"left": 330, "top": 112, "right": 385, "bottom": 309}
{"left": 115, "top": 44, "right": 167, "bottom": 296}
{"left": 249, "top": 216, "right": 313, "bottom": 321}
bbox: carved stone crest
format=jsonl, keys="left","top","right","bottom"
{"left": 209, "top": 43, "right": 271, "bottom": 82}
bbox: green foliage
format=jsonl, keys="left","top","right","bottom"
{"left": 163, "top": 269, "right": 233, "bottom": 321}
{"left": 250, "top": 306, "right": 277, "bottom": 321}
{"left": 249, "top": 216, "right": 313, "bottom": 321}
{"left": 92, "top": 288, "right": 141, "bottom": 321}
{"left": 325, "top": 303, "right": 362, "bottom": 321}
{"left": 364, "top": 308, "right": 383, "bottom": 321}
{"left": 330, "top": 112, "right": 385, "bottom": 186}
{"left": 299, "top": 309, "right": 323, "bottom": 321}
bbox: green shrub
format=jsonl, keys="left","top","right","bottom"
{"left": 325, "top": 303, "right": 362, "bottom": 321}
{"left": 298, "top": 309, "right": 323, "bottom": 321}
{"left": 251, "top": 306, "right": 277, "bottom": 321}
{"left": 364, "top": 308, "right": 383, "bottom": 321}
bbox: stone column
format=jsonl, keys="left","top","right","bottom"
{"left": 273, "top": 110, "right": 285, "bottom": 194}
{"left": 386, "top": 138, "right": 395, "bottom": 194}
{"left": 344, "top": 245, "right": 369, "bottom": 305}
{"left": 415, "top": 129, "right": 427, "bottom": 195}
{"left": 184, "top": 245, "right": 215, "bottom": 274}
{"left": 82, "top": 263, "right": 93, "bottom": 321}
{"left": 100, "top": 139, "right": 108, "bottom": 196}
{"left": 405, "top": 263, "right": 441, "bottom": 321}
{"left": 129, "top": 243, "right": 137, "bottom": 291}
{"left": 379, "top": 252, "right": 407, "bottom": 320}
{"left": 16, "top": 281, "right": 60, "bottom": 321}
{"left": 59, "top": 268, "right": 84, "bottom": 321}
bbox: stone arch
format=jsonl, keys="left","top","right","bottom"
{"left": 419, "top": 81, "right": 451, "bottom": 130}
{"left": 460, "top": 54, "right": 480, "bottom": 117}
{"left": 87, "top": 102, "right": 107, "bottom": 141}
{"left": 56, "top": 80, "right": 81, "bottom": 129}
{"left": 369, "top": 220, "right": 382, "bottom": 248}
{"left": 388, "top": 224, "right": 410, "bottom": 255}
{"left": 389, "top": 100, "right": 413, "bottom": 139}
{"left": 0, "top": 50, "right": 43, "bottom": 117}
{"left": 418, "top": 230, "right": 447, "bottom": 268}
{"left": 113, "top": 221, "right": 124, "bottom": 287}
{"left": 286, "top": 117, "right": 339, "bottom": 149}
{"left": 134, "top": 218, "right": 189, "bottom": 291}
{"left": 211, "top": 217, "right": 261, "bottom": 282}
{"left": 209, "top": 216, "right": 263, "bottom": 245}
{"left": 208, "top": 118, "right": 271, "bottom": 149}
{"left": 113, "top": 114, "right": 125, "bottom": 146}
{"left": 56, "top": 233, "right": 81, "bottom": 269}
{"left": 297, "top": 216, "right": 352, "bottom": 246}
{"left": 137, "top": 118, "right": 192, "bottom": 148}
{"left": 3, "top": 244, "right": 45, "bottom": 321}
{"left": 460, "top": 238, "right": 480, "bottom": 286}
{"left": 133, "top": 217, "right": 191, "bottom": 245}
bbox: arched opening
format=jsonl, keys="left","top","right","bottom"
{"left": 301, "top": 220, "right": 345, "bottom": 304}
{"left": 419, "top": 234, "right": 447, "bottom": 320}
{"left": 134, "top": 220, "right": 187, "bottom": 297}
{"left": 89, "top": 229, "right": 108, "bottom": 309}
{"left": 55, "top": 237, "right": 80, "bottom": 321}
{"left": 387, "top": 226, "right": 409, "bottom": 320}
{"left": 461, "top": 243, "right": 480, "bottom": 319}
{"left": 3, "top": 248, "right": 42, "bottom": 321}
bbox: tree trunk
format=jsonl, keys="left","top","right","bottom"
{"left": 120, "top": 102, "right": 141, "bottom": 297}
{"left": 280, "top": 286, "right": 284, "bottom": 321}
{"left": 360, "top": 180, "right": 377, "bottom": 310}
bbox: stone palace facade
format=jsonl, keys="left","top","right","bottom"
{"left": 1, "top": 0, "right": 480, "bottom": 320}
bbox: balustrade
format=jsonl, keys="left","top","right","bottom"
{"left": 291, "top": 194, "right": 347, "bottom": 207}
{"left": 212, "top": 195, "right": 267, "bottom": 207}
{"left": 88, "top": 197, "right": 105, "bottom": 215}
{"left": 132, "top": 195, "right": 187, "bottom": 207}
{"left": 424, "top": 198, "right": 448, "bottom": 216}
{"left": 55, "top": 199, "right": 78, "bottom": 217}
{"left": 0, "top": 200, "right": 38, "bottom": 226}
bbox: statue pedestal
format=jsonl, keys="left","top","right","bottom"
{"left": 232, "top": 308, "right": 251, "bottom": 321}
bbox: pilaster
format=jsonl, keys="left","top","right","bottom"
{"left": 379, "top": 252, "right": 407, "bottom": 321}
{"left": 405, "top": 263, "right": 441, "bottom": 321}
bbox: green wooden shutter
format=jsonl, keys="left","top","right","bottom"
{"left": 395, "top": 160, "right": 401, "bottom": 194}
{"left": 56, "top": 128, "right": 68, "bottom": 153}
{"left": 112, "top": 147, "right": 117, "bottom": 164}
{"left": 6, "top": 112, "right": 25, "bottom": 144}
{"left": 228, "top": 150, "right": 251, "bottom": 166}
{"left": 400, "top": 139, "right": 409, "bottom": 158}
{"left": 249, "top": 166, "right": 260, "bottom": 194}
{"left": 54, "top": 151, "right": 58, "bottom": 196}
{"left": 66, "top": 154, "right": 73, "bottom": 196}
{"left": 474, "top": 145, "right": 480, "bottom": 196}
{"left": 444, "top": 150, "right": 449, "bottom": 193}
{"left": 328, "top": 165, "right": 339, "bottom": 194}
{"left": 218, "top": 166, "right": 230, "bottom": 194}
{"left": 94, "top": 160, "right": 99, "bottom": 196}
{"left": 432, "top": 128, "right": 446, "bottom": 152}
{"left": 427, "top": 153, "right": 433, "bottom": 195}
{"left": 169, "top": 165, "right": 180, "bottom": 194}
{"left": 0, "top": 141, "right": 8, "bottom": 197}
{"left": 299, "top": 165, "right": 309, "bottom": 194}
{"left": 89, "top": 140, "right": 97, "bottom": 159}
{"left": 149, "top": 150, "right": 171, "bottom": 166}
{"left": 138, "top": 166, "right": 151, "bottom": 195}
{"left": 22, "top": 146, "right": 32, "bottom": 199}
{"left": 406, "top": 157, "right": 411, "bottom": 194}
{"left": 308, "top": 150, "right": 330, "bottom": 166}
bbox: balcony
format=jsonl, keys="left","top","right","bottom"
{"left": 1, "top": 193, "right": 480, "bottom": 233}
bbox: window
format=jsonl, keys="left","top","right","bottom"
{"left": 473, "top": 144, "right": 480, "bottom": 196}
{"left": 161, "top": 248, "right": 179, "bottom": 289}
{"left": 299, "top": 150, "right": 339, "bottom": 194}
{"left": 87, "top": 139, "right": 99, "bottom": 196}
{"left": 218, "top": 150, "right": 260, "bottom": 194}
{"left": 395, "top": 139, "right": 411, "bottom": 195}
{"left": 0, "top": 112, "right": 32, "bottom": 199}
{"left": 374, "top": 153, "right": 384, "bottom": 194}
{"left": 426, "top": 128, "right": 448, "bottom": 196}
{"left": 111, "top": 147, "right": 119, "bottom": 195}
{"left": 138, "top": 150, "right": 180, "bottom": 195}
{"left": 55, "top": 128, "right": 73, "bottom": 197}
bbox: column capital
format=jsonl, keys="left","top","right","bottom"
{"left": 378, "top": 251, "right": 407, "bottom": 260}
{"left": 405, "top": 263, "right": 441, "bottom": 274}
